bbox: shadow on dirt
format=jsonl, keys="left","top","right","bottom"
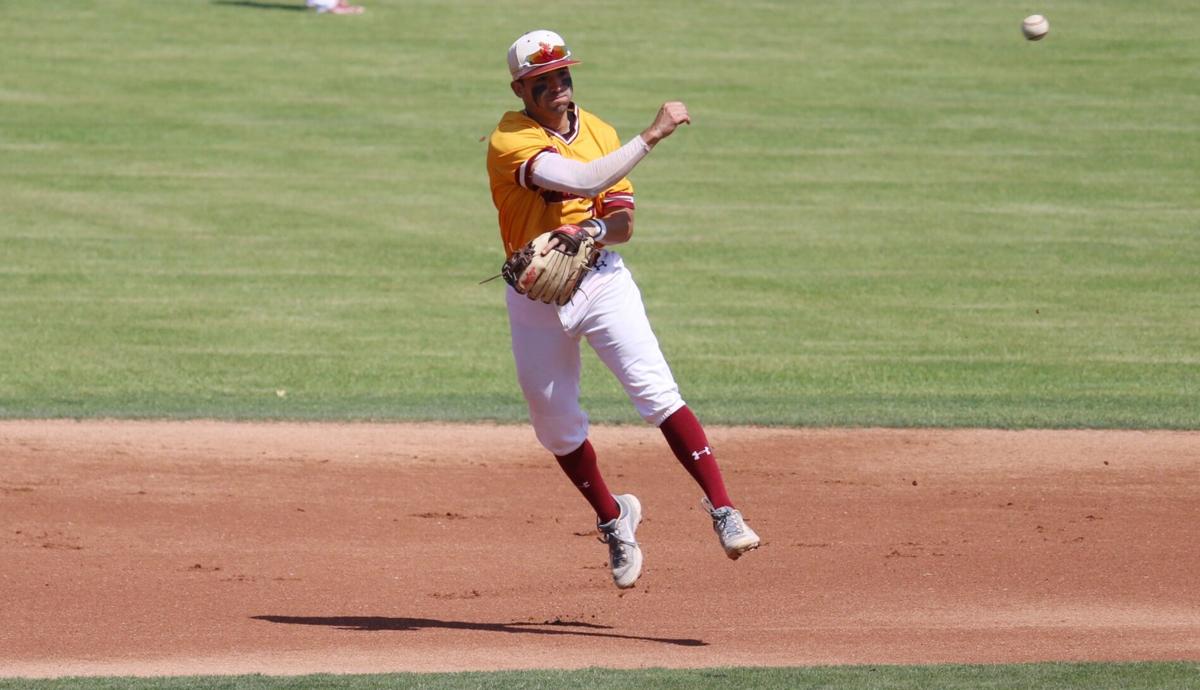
{"left": 252, "top": 615, "right": 708, "bottom": 646}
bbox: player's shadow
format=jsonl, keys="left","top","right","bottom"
{"left": 211, "top": 0, "right": 307, "bottom": 10}
{"left": 252, "top": 615, "right": 707, "bottom": 647}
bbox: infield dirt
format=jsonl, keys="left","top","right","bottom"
{"left": 1, "top": 421, "right": 1197, "bottom": 677}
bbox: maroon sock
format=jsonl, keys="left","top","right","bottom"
{"left": 659, "top": 406, "right": 733, "bottom": 509}
{"left": 555, "top": 439, "right": 620, "bottom": 523}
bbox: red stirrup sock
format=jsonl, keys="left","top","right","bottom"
{"left": 659, "top": 406, "right": 733, "bottom": 509}
{"left": 555, "top": 439, "right": 620, "bottom": 523}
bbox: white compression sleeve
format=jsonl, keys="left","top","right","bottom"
{"left": 529, "top": 135, "right": 651, "bottom": 198}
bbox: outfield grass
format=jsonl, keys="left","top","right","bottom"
{"left": 1, "top": 0, "right": 1197, "bottom": 427}
{"left": 4, "top": 663, "right": 1200, "bottom": 690}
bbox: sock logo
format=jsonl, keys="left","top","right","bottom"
{"left": 691, "top": 446, "right": 712, "bottom": 461}
{"left": 579, "top": 481, "right": 591, "bottom": 489}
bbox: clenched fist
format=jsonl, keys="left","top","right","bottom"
{"left": 641, "top": 101, "right": 691, "bottom": 147}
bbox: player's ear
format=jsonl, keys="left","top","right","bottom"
{"left": 510, "top": 80, "right": 524, "bottom": 99}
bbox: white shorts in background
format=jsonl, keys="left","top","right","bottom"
{"left": 506, "top": 250, "right": 685, "bottom": 456}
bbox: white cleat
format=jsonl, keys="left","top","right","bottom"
{"left": 702, "top": 497, "right": 760, "bottom": 560}
{"left": 597, "top": 494, "right": 643, "bottom": 588}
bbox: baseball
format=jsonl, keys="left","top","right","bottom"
{"left": 1022, "top": 14, "right": 1050, "bottom": 41}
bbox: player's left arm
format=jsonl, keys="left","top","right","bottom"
{"left": 582, "top": 208, "right": 633, "bottom": 245}
{"left": 539, "top": 207, "right": 632, "bottom": 257}
{"left": 583, "top": 177, "right": 635, "bottom": 245}
{"left": 556, "top": 171, "right": 633, "bottom": 248}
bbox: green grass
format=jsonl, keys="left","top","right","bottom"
{"left": 3, "top": 663, "right": 1199, "bottom": 689}
{"left": 1, "top": 0, "right": 1198, "bottom": 427}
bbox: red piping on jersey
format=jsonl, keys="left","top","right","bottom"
{"left": 538, "top": 103, "right": 580, "bottom": 145}
{"left": 515, "top": 146, "right": 559, "bottom": 190}
{"left": 601, "top": 194, "right": 635, "bottom": 211}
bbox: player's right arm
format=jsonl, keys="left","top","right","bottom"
{"left": 530, "top": 101, "right": 691, "bottom": 198}
{"left": 574, "top": 104, "right": 688, "bottom": 246}
{"left": 529, "top": 137, "right": 649, "bottom": 198}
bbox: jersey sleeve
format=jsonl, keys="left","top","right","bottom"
{"left": 488, "top": 119, "right": 555, "bottom": 192}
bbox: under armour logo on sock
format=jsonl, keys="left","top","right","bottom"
{"left": 691, "top": 446, "right": 712, "bottom": 461}
{"left": 580, "top": 481, "right": 591, "bottom": 489}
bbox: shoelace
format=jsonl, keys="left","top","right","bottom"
{"left": 712, "top": 509, "right": 744, "bottom": 540}
{"left": 598, "top": 526, "right": 635, "bottom": 566}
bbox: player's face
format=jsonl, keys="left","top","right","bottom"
{"left": 514, "top": 68, "right": 573, "bottom": 119}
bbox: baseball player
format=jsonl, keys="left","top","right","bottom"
{"left": 486, "top": 30, "right": 760, "bottom": 589}
{"left": 305, "top": 0, "right": 363, "bottom": 14}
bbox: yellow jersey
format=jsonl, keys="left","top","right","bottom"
{"left": 486, "top": 103, "right": 635, "bottom": 255}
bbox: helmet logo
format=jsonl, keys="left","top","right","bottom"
{"left": 529, "top": 42, "right": 566, "bottom": 65}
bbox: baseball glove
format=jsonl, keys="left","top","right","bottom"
{"left": 502, "top": 224, "right": 600, "bottom": 306}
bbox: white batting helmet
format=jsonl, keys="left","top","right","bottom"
{"left": 507, "top": 29, "right": 580, "bottom": 81}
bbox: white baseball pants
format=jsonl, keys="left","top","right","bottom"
{"left": 506, "top": 250, "right": 685, "bottom": 456}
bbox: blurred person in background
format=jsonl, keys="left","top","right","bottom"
{"left": 306, "top": 0, "right": 363, "bottom": 14}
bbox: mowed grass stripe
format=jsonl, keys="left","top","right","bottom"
{"left": 2, "top": 662, "right": 1200, "bottom": 689}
